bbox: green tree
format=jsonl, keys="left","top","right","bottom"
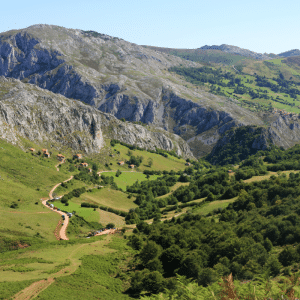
{"left": 140, "top": 241, "right": 162, "bottom": 265}
{"left": 106, "top": 223, "right": 115, "bottom": 229}
{"left": 148, "top": 157, "right": 153, "bottom": 168}
{"left": 265, "top": 257, "right": 282, "bottom": 277}
{"left": 278, "top": 245, "right": 299, "bottom": 266}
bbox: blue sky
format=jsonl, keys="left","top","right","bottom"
{"left": 1, "top": 0, "right": 299, "bottom": 54}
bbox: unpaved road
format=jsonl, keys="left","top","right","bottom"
{"left": 41, "top": 175, "right": 73, "bottom": 240}
{"left": 54, "top": 160, "right": 64, "bottom": 172}
{"left": 13, "top": 278, "right": 54, "bottom": 300}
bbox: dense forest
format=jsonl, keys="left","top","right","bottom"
{"left": 121, "top": 144, "right": 300, "bottom": 298}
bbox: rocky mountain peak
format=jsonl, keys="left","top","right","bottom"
{"left": 198, "top": 44, "right": 274, "bottom": 60}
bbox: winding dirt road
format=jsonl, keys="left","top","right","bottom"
{"left": 41, "top": 175, "right": 73, "bottom": 240}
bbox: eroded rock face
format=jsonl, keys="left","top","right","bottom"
{"left": 1, "top": 25, "right": 300, "bottom": 157}
{"left": 0, "top": 77, "right": 194, "bottom": 158}
{"left": 0, "top": 25, "right": 267, "bottom": 156}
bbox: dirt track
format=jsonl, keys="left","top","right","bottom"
{"left": 13, "top": 278, "right": 54, "bottom": 300}
{"left": 41, "top": 175, "right": 73, "bottom": 240}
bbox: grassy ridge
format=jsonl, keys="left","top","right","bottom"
{"left": 170, "top": 64, "right": 300, "bottom": 114}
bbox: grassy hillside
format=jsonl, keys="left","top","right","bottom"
{"left": 99, "top": 143, "right": 188, "bottom": 173}
{"left": 0, "top": 139, "right": 73, "bottom": 247}
{"left": 169, "top": 62, "right": 300, "bottom": 114}
{"left": 0, "top": 235, "right": 134, "bottom": 300}
{"left": 6, "top": 134, "right": 300, "bottom": 298}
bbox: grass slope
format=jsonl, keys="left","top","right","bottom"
{"left": 77, "top": 187, "right": 137, "bottom": 212}
{"left": 36, "top": 236, "right": 133, "bottom": 300}
{"left": 104, "top": 144, "right": 187, "bottom": 173}
{"left": 102, "top": 171, "right": 159, "bottom": 191}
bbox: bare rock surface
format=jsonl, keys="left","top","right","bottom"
{"left": 0, "top": 77, "right": 194, "bottom": 158}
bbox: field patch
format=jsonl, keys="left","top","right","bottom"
{"left": 52, "top": 201, "right": 100, "bottom": 223}
{"left": 107, "top": 144, "right": 187, "bottom": 172}
{"left": 78, "top": 187, "right": 137, "bottom": 212}
{"left": 193, "top": 198, "right": 237, "bottom": 215}
{"left": 102, "top": 171, "right": 159, "bottom": 191}
{"left": 98, "top": 209, "right": 126, "bottom": 228}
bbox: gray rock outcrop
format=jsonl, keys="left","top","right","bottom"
{"left": 1, "top": 25, "right": 300, "bottom": 157}
{"left": 0, "top": 77, "right": 194, "bottom": 158}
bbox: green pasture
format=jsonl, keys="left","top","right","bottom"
{"left": 0, "top": 235, "right": 115, "bottom": 284}
{"left": 0, "top": 139, "right": 68, "bottom": 199}
{"left": 78, "top": 187, "right": 137, "bottom": 212}
{"left": 193, "top": 198, "right": 237, "bottom": 216}
{"left": 37, "top": 236, "right": 133, "bottom": 300}
{"left": 53, "top": 201, "right": 100, "bottom": 223}
{"left": 98, "top": 209, "right": 126, "bottom": 228}
{"left": 0, "top": 208, "right": 60, "bottom": 243}
{"left": 107, "top": 144, "right": 187, "bottom": 172}
{"left": 54, "top": 178, "right": 90, "bottom": 197}
{"left": 102, "top": 171, "right": 159, "bottom": 190}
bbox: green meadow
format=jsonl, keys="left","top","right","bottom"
{"left": 102, "top": 171, "right": 159, "bottom": 191}
{"left": 104, "top": 143, "right": 187, "bottom": 172}
{"left": 78, "top": 187, "right": 137, "bottom": 212}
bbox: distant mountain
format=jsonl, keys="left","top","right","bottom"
{"left": 2, "top": 25, "right": 300, "bottom": 158}
{"left": 199, "top": 44, "right": 274, "bottom": 60}
{"left": 0, "top": 24, "right": 265, "bottom": 157}
{"left": 143, "top": 45, "right": 251, "bottom": 65}
{"left": 278, "top": 49, "right": 300, "bottom": 58}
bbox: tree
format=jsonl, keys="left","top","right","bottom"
{"left": 161, "top": 245, "right": 184, "bottom": 276}
{"left": 106, "top": 223, "right": 115, "bottom": 229}
{"left": 92, "top": 163, "right": 98, "bottom": 172}
{"left": 129, "top": 235, "right": 143, "bottom": 250}
{"left": 198, "top": 268, "right": 218, "bottom": 287}
{"left": 148, "top": 157, "right": 153, "bottom": 168}
{"left": 266, "top": 257, "right": 282, "bottom": 277}
{"left": 263, "top": 238, "right": 273, "bottom": 252}
{"left": 142, "top": 270, "right": 164, "bottom": 294}
{"left": 140, "top": 241, "right": 162, "bottom": 265}
{"left": 278, "top": 245, "right": 299, "bottom": 266}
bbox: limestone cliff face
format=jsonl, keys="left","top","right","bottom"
{"left": 0, "top": 77, "right": 194, "bottom": 158}
{"left": 208, "top": 112, "right": 300, "bottom": 160}
{"left": 1, "top": 25, "right": 300, "bottom": 157}
{"left": 0, "top": 25, "right": 265, "bottom": 156}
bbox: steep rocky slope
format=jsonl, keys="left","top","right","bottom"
{"left": 0, "top": 77, "right": 194, "bottom": 158}
{"left": 0, "top": 25, "right": 267, "bottom": 156}
{"left": 1, "top": 25, "right": 300, "bottom": 157}
{"left": 208, "top": 111, "right": 300, "bottom": 164}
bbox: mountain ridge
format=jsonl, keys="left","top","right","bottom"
{"left": 1, "top": 25, "right": 300, "bottom": 157}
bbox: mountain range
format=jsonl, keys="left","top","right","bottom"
{"left": 1, "top": 24, "right": 300, "bottom": 158}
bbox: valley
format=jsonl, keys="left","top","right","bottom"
{"left": 2, "top": 24, "right": 300, "bottom": 299}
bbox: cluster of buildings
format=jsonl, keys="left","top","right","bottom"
{"left": 117, "top": 161, "right": 135, "bottom": 168}
{"left": 272, "top": 108, "right": 299, "bottom": 119}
